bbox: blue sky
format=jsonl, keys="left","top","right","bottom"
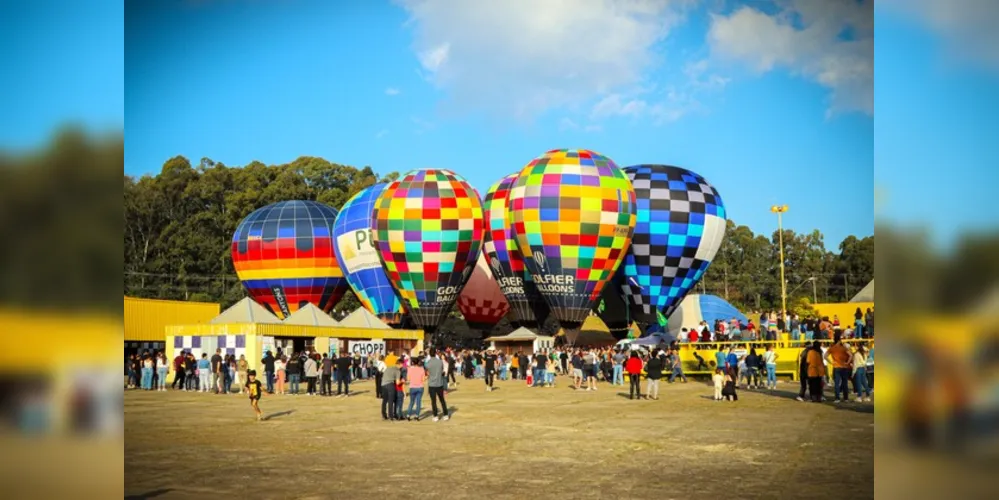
{"left": 38, "top": 0, "right": 999, "bottom": 251}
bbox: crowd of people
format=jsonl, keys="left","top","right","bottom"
{"left": 126, "top": 332, "right": 873, "bottom": 421}
{"left": 676, "top": 307, "right": 875, "bottom": 344}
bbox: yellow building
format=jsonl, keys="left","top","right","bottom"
{"left": 166, "top": 300, "right": 423, "bottom": 373}
{"left": 124, "top": 296, "right": 219, "bottom": 352}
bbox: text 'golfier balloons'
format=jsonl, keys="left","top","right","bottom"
{"left": 232, "top": 200, "right": 349, "bottom": 319}
{"left": 620, "top": 164, "right": 726, "bottom": 325}
{"left": 482, "top": 173, "right": 550, "bottom": 328}
{"left": 457, "top": 254, "right": 511, "bottom": 330}
{"left": 332, "top": 183, "right": 404, "bottom": 325}
{"left": 507, "top": 149, "right": 636, "bottom": 343}
{"left": 372, "top": 169, "right": 484, "bottom": 333}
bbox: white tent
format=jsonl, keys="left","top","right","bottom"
{"left": 338, "top": 307, "right": 391, "bottom": 330}
{"left": 282, "top": 303, "right": 340, "bottom": 326}
{"left": 850, "top": 280, "right": 874, "bottom": 303}
{"left": 210, "top": 297, "right": 282, "bottom": 324}
{"left": 485, "top": 327, "right": 555, "bottom": 353}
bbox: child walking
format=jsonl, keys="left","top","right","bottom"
{"left": 246, "top": 369, "right": 263, "bottom": 421}
{"left": 712, "top": 368, "right": 724, "bottom": 401}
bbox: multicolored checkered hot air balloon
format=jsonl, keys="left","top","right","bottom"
{"left": 372, "top": 169, "right": 485, "bottom": 334}
{"left": 457, "top": 254, "right": 511, "bottom": 330}
{"left": 232, "top": 200, "right": 349, "bottom": 319}
{"left": 332, "top": 183, "right": 404, "bottom": 325}
{"left": 619, "top": 165, "right": 727, "bottom": 327}
{"left": 507, "top": 149, "right": 637, "bottom": 345}
{"left": 482, "top": 173, "right": 550, "bottom": 329}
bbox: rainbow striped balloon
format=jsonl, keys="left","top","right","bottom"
{"left": 232, "top": 200, "right": 348, "bottom": 319}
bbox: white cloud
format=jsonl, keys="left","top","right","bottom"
{"left": 558, "top": 118, "right": 579, "bottom": 131}
{"left": 411, "top": 116, "right": 435, "bottom": 134}
{"left": 708, "top": 0, "right": 873, "bottom": 116}
{"left": 376, "top": 129, "right": 389, "bottom": 139}
{"left": 385, "top": 87, "right": 401, "bottom": 96}
{"left": 881, "top": 0, "right": 999, "bottom": 71}
{"left": 396, "top": 0, "right": 691, "bottom": 121}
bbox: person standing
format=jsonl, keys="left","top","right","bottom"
{"left": 744, "top": 348, "right": 761, "bottom": 390}
{"left": 260, "top": 351, "right": 276, "bottom": 394}
{"left": 511, "top": 352, "right": 520, "bottom": 380}
{"left": 852, "top": 345, "right": 872, "bottom": 402}
{"left": 795, "top": 345, "right": 810, "bottom": 401}
{"left": 534, "top": 351, "right": 548, "bottom": 388}
{"left": 304, "top": 354, "right": 319, "bottom": 396}
{"left": 381, "top": 357, "right": 403, "bottom": 420}
{"left": 374, "top": 354, "right": 386, "bottom": 399}
{"left": 425, "top": 348, "right": 450, "bottom": 422}
{"left": 806, "top": 341, "right": 826, "bottom": 402}
{"left": 668, "top": 348, "right": 687, "bottom": 384}
{"left": 714, "top": 347, "right": 727, "bottom": 374}
{"left": 483, "top": 349, "right": 497, "bottom": 392}
{"left": 571, "top": 350, "right": 584, "bottom": 390}
{"left": 155, "top": 353, "right": 169, "bottom": 392}
{"left": 722, "top": 371, "right": 738, "bottom": 401}
{"left": 185, "top": 353, "right": 198, "bottom": 391}
{"left": 406, "top": 357, "right": 425, "bottom": 420}
{"left": 712, "top": 368, "right": 725, "bottom": 400}
{"left": 824, "top": 333, "right": 852, "bottom": 403}
{"left": 237, "top": 355, "right": 249, "bottom": 394}
{"left": 286, "top": 353, "right": 301, "bottom": 395}
{"left": 197, "top": 353, "right": 211, "bottom": 393}
{"left": 612, "top": 349, "right": 626, "bottom": 386}
{"left": 625, "top": 351, "right": 643, "bottom": 400}
{"left": 762, "top": 345, "right": 779, "bottom": 391}
{"left": 645, "top": 350, "right": 663, "bottom": 400}
{"left": 320, "top": 353, "right": 333, "bottom": 396}
{"left": 171, "top": 351, "right": 186, "bottom": 390}
{"left": 274, "top": 355, "right": 286, "bottom": 395}
{"left": 583, "top": 349, "right": 598, "bottom": 391}
{"left": 335, "top": 351, "right": 352, "bottom": 396}
{"left": 725, "top": 347, "right": 740, "bottom": 381}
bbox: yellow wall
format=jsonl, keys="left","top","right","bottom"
{"left": 125, "top": 296, "right": 219, "bottom": 341}
{"left": 811, "top": 302, "right": 874, "bottom": 324}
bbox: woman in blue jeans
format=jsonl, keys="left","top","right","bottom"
{"left": 406, "top": 358, "right": 426, "bottom": 421}
{"left": 762, "top": 345, "right": 779, "bottom": 390}
{"left": 852, "top": 345, "right": 872, "bottom": 402}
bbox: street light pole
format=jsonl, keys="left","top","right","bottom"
{"left": 770, "top": 205, "right": 789, "bottom": 326}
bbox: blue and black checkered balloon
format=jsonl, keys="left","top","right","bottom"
{"left": 619, "top": 165, "right": 727, "bottom": 326}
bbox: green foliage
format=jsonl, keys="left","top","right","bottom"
{"left": 124, "top": 155, "right": 399, "bottom": 303}
{"left": 701, "top": 220, "right": 874, "bottom": 311}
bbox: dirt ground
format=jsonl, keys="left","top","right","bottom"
{"left": 125, "top": 377, "right": 873, "bottom": 499}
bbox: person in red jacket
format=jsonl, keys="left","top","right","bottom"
{"left": 624, "top": 351, "right": 644, "bottom": 400}
{"left": 686, "top": 328, "right": 699, "bottom": 344}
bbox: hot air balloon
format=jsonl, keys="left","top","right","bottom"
{"left": 507, "top": 149, "right": 636, "bottom": 346}
{"left": 618, "top": 164, "right": 726, "bottom": 328}
{"left": 592, "top": 277, "right": 634, "bottom": 340}
{"left": 232, "top": 200, "right": 349, "bottom": 319}
{"left": 482, "top": 173, "right": 550, "bottom": 329}
{"left": 372, "top": 169, "right": 484, "bottom": 335}
{"left": 332, "top": 183, "right": 405, "bottom": 325}
{"left": 456, "top": 254, "right": 511, "bottom": 331}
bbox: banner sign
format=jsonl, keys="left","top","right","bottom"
{"left": 348, "top": 340, "right": 385, "bottom": 357}
{"left": 335, "top": 229, "right": 381, "bottom": 274}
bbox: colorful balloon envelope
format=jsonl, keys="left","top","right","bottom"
{"left": 372, "top": 169, "right": 485, "bottom": 333}
{"left": 482, "top": 173, "right": 550, "bottom": 328}
{"left": 457, "top": 254, "right": 511, "bottom": 330}
{"left": 332, "top": 183, "right": 405, "bottom": 325}
{"left": 507, "top": 149, "right": 637, "bottom": 343}
{"left": 232, "top": 200, "right": 349, "bottom": 319}
{"left": 619, "top": 164, "right": 727, "bottom": 325}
